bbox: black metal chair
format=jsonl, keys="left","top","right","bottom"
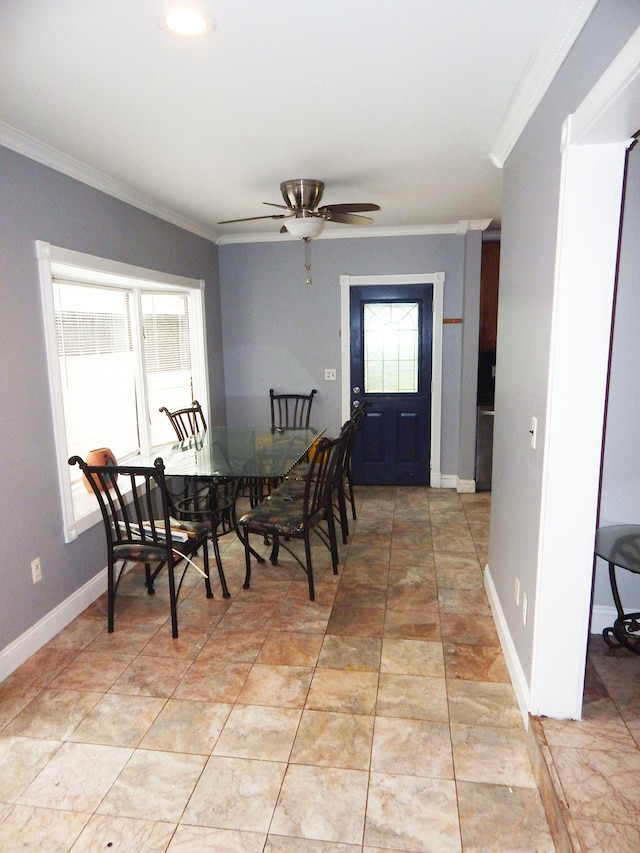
{"left": 159, "top": 400, "right": 207, "bottom": 441}
{"left": 238, "top": 434, "right": 343, "bottom": 600}
{"left": 270, "top": 388, "right": 317, "bottom": 431}
{"left": 286, "top": 403, "right": 367, "bottom": 540}
{"left": 69, "top": 455, "right": 217, "bottom": 638}
{"left": 159, "top": 399, "right": 237, "bottom": 564}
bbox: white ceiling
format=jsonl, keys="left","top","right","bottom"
{"left": 0, "top": 0, "right": 593, "bottom": 243}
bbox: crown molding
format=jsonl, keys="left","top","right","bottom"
{"left": 0, "top": 121, "right": 219, "bottom": 242}
{"left": 217, "top": 219, "right": 492, "bottom": 246}
{"left": 1, "top": 118, "right": 493, "bottom": 246}
{"left": 488, "top": 0, "right": 598, "bottom": 168}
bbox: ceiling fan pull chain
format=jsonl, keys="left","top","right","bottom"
{"left": 304, "top": 238, "right": 312, "bottom": 286}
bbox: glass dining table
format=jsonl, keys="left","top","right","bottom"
{"left": 158, "top": 426, "right": 324, "bottom": 480}
{"left": 148, "top": 425, "right": 325, "bottom": 560}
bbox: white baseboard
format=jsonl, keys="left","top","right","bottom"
{"left": 439, "top": 474, "right": 457, "bottom": 489}
{"left": 0, "top": 567, "right": 107, "bottom": 682}
{"left": 484, "top": 563, "right": 531, "bottom": 727}
{"left": 589, "top": 604, "right": 627, "bottom": 635}
{"left": 456, "top": 478, "right": 476, "bottom": 493}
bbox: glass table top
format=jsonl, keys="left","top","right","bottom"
{"left": 148, "top": 426, "right": 325, "bottom": 480}
{"left": 595, "top": 524, "right": 640, "bottom": 575}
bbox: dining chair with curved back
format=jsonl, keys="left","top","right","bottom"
{"left": 159, "top": 399, "right": 233, "bottom": 594}
{"left": 270, "top": 388, "right": 317, "bottom": 431}
{"left": 159, "top": 400, "right": 207, "bottom": 441}
{"left": 238, "top": 433, "right": 343, "bottom": 600}
{"left": 69, "top": 455, "right": 215, "bottom": 638}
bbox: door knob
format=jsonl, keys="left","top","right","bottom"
{"left": 352, "top": 386, "right": 360, "bottom": 394}
{"left": 352, "top": 400, "right": 361, "bottom": 408}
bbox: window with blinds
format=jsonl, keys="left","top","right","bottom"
{"left": 38, "top": 242, "right": 208, "bottom": 541}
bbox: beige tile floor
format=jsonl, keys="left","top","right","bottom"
{"left": 535, "top": 634, "right": 640, "bottom": 852}
{"left": 0, "top": 487, "right": 556, "bottom": 852}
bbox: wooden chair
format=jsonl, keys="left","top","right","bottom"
{"left": 238, "top": 434, "right": 343, "bottom": 600}
{"left": 69, "top": 455, "right": 216, "bottom": 638}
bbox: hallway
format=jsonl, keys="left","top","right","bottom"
{"left": 0, "top": 486, "right": 555, "bottom": 851}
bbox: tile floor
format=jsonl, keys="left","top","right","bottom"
{"left": 534, "top": 633, "right": 640, "bottom": 852}
{"left": 0, "top": 486, "right": 556, "bottom": 852}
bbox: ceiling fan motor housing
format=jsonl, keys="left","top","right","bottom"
{"left": 280, "top": 179, "right": 324, "bottom": 212}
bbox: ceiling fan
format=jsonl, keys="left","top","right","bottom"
{"left": 218, "top": 178, "right": 380, "bottom": 239}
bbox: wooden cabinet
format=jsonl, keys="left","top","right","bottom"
{"left": 479, "top": 240, "right": 500, "bottom": 352}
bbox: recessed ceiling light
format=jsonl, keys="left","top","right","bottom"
{"left": 166, "top": 8, "right": 209, "bottom": 36}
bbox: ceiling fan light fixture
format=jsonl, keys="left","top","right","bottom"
{"left": 284, "top": 216, "right": 326, "bottom": 239}
{"left": 166, "top": 8, "right": 210, "bottom": 36}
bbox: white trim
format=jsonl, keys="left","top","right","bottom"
{"left": 439, "top": 474, "right": 459, "bottom": 490}
{"left": 217, "top": 220, "right": 491, "bottom": 245}
{"left": 0, "top": 121, "right": 218, "bottom": 242}
{"left": 36, "top": 242, "right": 210, "bottom": 543}
{"left": 456, "top": 478, "right": 476, "bottom": 494}
{"left": 528, "top": 25, "right": 640, "bottom": 719}
{"left": 484, "top": 564, "right": 531, "bottom": 727}
{"left": 489, "top": 0, "right": 598, "bottom": 168}
{"left": 567, "top": 25, "right": 640, "bottom": 146}
{"left": 339, "top": 273, "right": 445, "bottom": 487}
{"left": 0, "top": 567, "right": 108, "bottom": 682}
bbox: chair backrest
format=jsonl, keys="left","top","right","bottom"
{"left": 69, "top": 455, "right": 175, "bottom": 554}
{"left": 339, "top": 419, "right": 359, "bottom": 466}
{"left": 303, "top": 433, "right": 347, "bottom": 521}
{"left": 159, "top": 400, "right": 207, "bottom": 441}
{"left": 270, "top": 388, "right": 317, "bottom": 430}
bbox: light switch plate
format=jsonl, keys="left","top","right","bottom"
{"left": 324, "top": 368, "right": 337, "bottom": 381}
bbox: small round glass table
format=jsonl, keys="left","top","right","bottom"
{"left": 595, "top": 524, "right": 640, "bottom": 654}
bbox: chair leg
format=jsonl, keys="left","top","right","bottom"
{"left": 337, "top": 486, "right": 349, "bottom": 544}
{"left": 107, "top": 560, "right": 115, "bottom": 633}
{"left": 326, "top": 512, "right": 340, "bottom": 576}
{"left": 211, "top": 532, "right": 230, "bottom": 599}
{"left": 201, "top": 538, "right": 214, "bottom": 599}
{"left": 242, "top": 530, "right": 253, "bottom": 590}
{"left": 167, "top": 561, "right": 179, "bottom": 639}
{"left": 303, "top": 534, "right": 315, "bottom": 601}
{"left": 270, "top": 534, "right": 280, "bottom": 566}
{"left": 346, "top": 468, "right": 357, "bottom": 520}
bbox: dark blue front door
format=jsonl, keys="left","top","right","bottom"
{"left": 350, "top": 284, "right": 432, "bottom": 485}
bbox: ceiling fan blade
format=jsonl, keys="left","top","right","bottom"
{"left": 319, "top": 203, "right": 380, "bottom": 214}
{"left": 263, "top": 202, "right": 291, "bottom": 210}
{"left": 217, "top": 213, "right": 287, "bottom": 224}
{"left": 324, "top": 212, "right": 374, "bottom": 225}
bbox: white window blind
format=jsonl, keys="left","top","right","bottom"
{"left": 38, "top": 242, "right": 209, "bottom": 541}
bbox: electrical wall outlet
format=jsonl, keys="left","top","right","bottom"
{"left": 31, "top": 557, "right": 42, "bottom": 584}
{"left": 324, "top": 368, "right": 337, "bottom": 381}
{"left": 514, "top": 577, "right": 520, "bottom": 606}
{"left": 522, "top": 592, "right": 528, "bottom": 626}
{"left": 530, "top": 416, "right": 538, "bottom": 450}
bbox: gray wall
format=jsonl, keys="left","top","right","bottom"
{"left": 0, "top": 146, "right": 223, "bottom": 653}
{"left": 488, "top": 0, "right": 640, "bottom": 677}
{"left": 596, "top": 142, "right": 640, "bottom": 607}
{"left": 218, "top": 230, "right": 481, "bottom": 479}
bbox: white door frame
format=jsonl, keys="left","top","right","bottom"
{"left": 340, "top": 272, "right": 445, "bottom": 488}
{"left": 530, "top": 27, "right": 640, "bottom": 718}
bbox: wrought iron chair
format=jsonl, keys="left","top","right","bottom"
{"left": 286, "top": 403, "right": 368, "bottom": 540}
{"left": 159, "top": 400, "right": 207, "bottom": 441}
{"left": 69, "top": 455, "right": 217, "bottom": 638}
{"left": 269, "top": 388, "right": 317, "bottom": 431}
{"left": 238, "top": 434, "right": 343, "bottom": 600}
{"left": 159, "top": 399, "right": 236, "bottom": 550}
